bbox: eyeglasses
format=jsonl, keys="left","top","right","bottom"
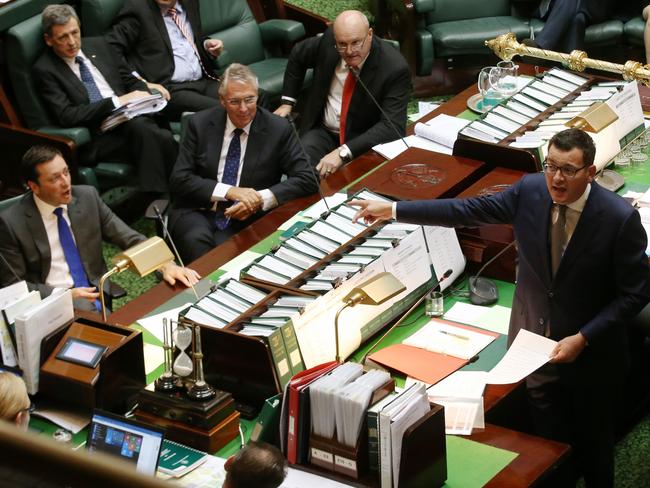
{"left": 542, "top": 161, "right": 588, "bottom": 178}
{"left": 334, "top": 33, "right": 368, "bottom": 54}
{"left": 224, "top": 96, "right": 258, "bottom": 108}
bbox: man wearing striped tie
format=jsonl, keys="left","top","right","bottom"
{"left": 33, "top": 4, "right": 178, "bottom": 198}
{"left": 108, "top": 0, "right": 224, "bottom": 121}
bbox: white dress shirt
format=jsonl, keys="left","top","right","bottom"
{"left": 33, "top": 195, "right": 74, "bottom": 290}
{"left": 64, "top": 50, "right": 120, "bottom": 108}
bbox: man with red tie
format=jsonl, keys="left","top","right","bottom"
{"left": 275, "top": 10, "right": 411, "bottom": 177}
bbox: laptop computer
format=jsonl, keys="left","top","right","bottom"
{"left": 86, "top": 409, "right": 165, "bottom": 476}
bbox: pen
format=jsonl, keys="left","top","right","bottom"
{"left": 439, "top": 329, "right": 469, "bottom": 341}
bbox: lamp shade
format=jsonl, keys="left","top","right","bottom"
{"left": 111, "top": 237, "right": 174, "bottom": 276}
{"left": 342, "top": 272, "right": 406, "bottom": 307}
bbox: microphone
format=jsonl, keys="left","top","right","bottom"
{"left": 468, "top": 241, "right": 516, "bottom": 306}
{"left": 362, "top": 268, "right": 453, "bottom": 365}
{"left": 348, "top": 66, "right": 410, "bottom": 152}
{"left": 286, "top": 112, "right": 331, "bottom": 218}
{"left": 152, "top": 204, "right": 199, "bottom": 300}
{"left": 0, "top": 250, "right": 22, "bottom": 283}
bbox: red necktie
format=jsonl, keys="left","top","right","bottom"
{"left": 339, "top": 70, "right": 357, "bottom": 145}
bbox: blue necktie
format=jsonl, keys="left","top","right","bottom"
{"left": 75, "top": 56, "right": 103, "bottom": 103}
{"left": 54, "top": 208, "right": 102, "bottom": 312}
{"left": 215, "top": 128, "right": 243, "bottom": 230}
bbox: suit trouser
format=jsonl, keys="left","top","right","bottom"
{"left": 301, "top": 124, "right": 340, "bottom": 168}
{"left": 169, "top": 208, "right": 260, "bottom": 264}
{"left": 535, "top": 0, "right": 588, "bottom": 52}
{"left": 83, "top": 116, "right": 177, "bottom": 193}
{"left": 527, "top": 364, "right": 617, "bottom": 488}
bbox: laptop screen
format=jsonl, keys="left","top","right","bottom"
{"left": 87, "top": 410, "right": 164, "bottom": 476}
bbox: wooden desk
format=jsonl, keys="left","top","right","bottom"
{"left": 107, "top": 78, "right": 569, "bottom": 486}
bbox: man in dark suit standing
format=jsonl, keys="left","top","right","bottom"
{"left": 169, "top": 63, "right": 318, "bottom": 264}
{"left": 274, "top": 10, "right": 411, "bottom": 178}
{"left": 0, "top": 146, "right": 199, "bottom": 312}
{"left": 107, "top": 0, "right": 223, "bottom": 121}
{"left": 33, "top": 4, "right": 177, "bottom": 197}
{"left": 350, "top": 129, "right": 650, "bottom": 488}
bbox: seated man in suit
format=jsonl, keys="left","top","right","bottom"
{"left": 33, "top": 4, "right": 177, "bottom": 197}
{"left": 223, "top": 441, "right": 287, "bottom": 488}
{"left": 274, "top": 10, "right": 411, "bottom": 178}
{"left": 523, "top": 0, "right": 615, "bottom": 52}
{"left": 169, "top": 63, "right": 318, "bottom": 264}
{"left": 350, "top": 128, "right": 650, "bottom": 488}
{"left": 107, "top": 0, "right": 224, "bottom": 121}
{"left": 0, "top": 145, "right": 200, "bottom": 312}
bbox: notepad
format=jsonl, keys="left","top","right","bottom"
{"left": 158, "top": 439, "right": 207, "bottom": 477}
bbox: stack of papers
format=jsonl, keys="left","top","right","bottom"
{"left": 373, "top": 114, "right": 470, "bottom": 159}
{"left": 100, "top": 93, "right": 167, "bottom": 132}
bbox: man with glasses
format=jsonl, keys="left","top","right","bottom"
{"left": 168, "top": 64, "right": 318, "bottom": 263}
{"left": 350, "top": 128, "right": 650, "bottom": 487}
{"left": 274, "top": 10, "right": 410, "bottom": 178}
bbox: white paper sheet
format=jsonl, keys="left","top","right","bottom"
{"left": 443, "top": 301, "right": 511, "bottom": 335}
{"left": 487, "top": 329, "right": 557, "bottom": 384}
{"left": 136, "top": 303, "right": 192, "bottom": 344}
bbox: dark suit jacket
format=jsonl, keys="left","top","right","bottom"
{"left": 281, "top": 27, "right": 411, "bottom": 157}
{"left": 107, "top": 0, "right": 214, "bottom": 86}
{"left": 397, "top": 174, "right": 650, "bottom": 385}
{"left": 0, "top": 186, "right": 144, "bottom": 297}
{"left": 169, "top": 105, "right": 318, "bottom": 216}
{"left": 32, "top": 37, "right": 147, "bottom": 130}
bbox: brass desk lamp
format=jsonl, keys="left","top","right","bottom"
{"left": 334, "top": 271, "right": 406, "bottom": 362}
{"left": 99, "top": 237, "right": 174, "bottom": 321}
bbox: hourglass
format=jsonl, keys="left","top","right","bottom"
{"left": 154, "top": 318, "right": 177, "bottom": 392}
{"left": 173, "top": 321, "right": 194, "bottom": 378}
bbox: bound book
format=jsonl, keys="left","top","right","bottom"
{"left": 158, "top": 439, "right": 207, "bottom": 477}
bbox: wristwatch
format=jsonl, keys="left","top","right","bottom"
{"left": 339, "top": 146, "right": 352, "bottom": 163}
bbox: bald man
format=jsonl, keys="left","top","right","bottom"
{"left": 275, "top": 10, "right": 411, "bottom": 178}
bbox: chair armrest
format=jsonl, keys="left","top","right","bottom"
{"left": 259, "top": 19, "right": 306, "bottom": 44}
{"left": 412, "top": 0, "right": 436, "bottom": 14}
{"left": 214, "top": 48, "right": 233, "bottom": 70}
{"left": 415, "top": 29, "right": 434, "bottom": 77}
{"left": 38, "top": 126, "right": 92, "bottom": 146}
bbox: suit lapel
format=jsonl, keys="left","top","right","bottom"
{"left": 23, "top": 196, "right": 52, "bottom": 281}
{"left": 48, "top": 49, "right": 88, "bottom": 101}
{"left": 150, "top": 0, "right": 173, "bottom": 56}
{"left": 239, "top": 112, "right": 266, "bottom": 187}
{"left": 82, "top": 42, "right": 121, "bottom": 95}
{"left": 207, "top": 111, "right": 226, "bottom": 179}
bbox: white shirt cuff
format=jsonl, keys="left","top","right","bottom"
{"left": 112, "top": 96, "right": 120, "bottom": 108}
{"left": 392, "top": 202, "right": 397, "bottom": 220}
{"left": 259, "top": 189, "right": 278, "bottom": 212}
{"left": 212, "top": 182, "right": 231, "bottom": 202}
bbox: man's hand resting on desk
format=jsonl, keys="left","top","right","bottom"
{"left": 274, "top": 104, "right": 293, "bottom": 117}
{"left": 225, "top": 187, "right": 262, "bottom": 213}
{"left": 159, "top": 263, "right": 201, "bottom": 287}
{"left": 548, "top": 332, "right": 587, "bottom": 363}
{"left": 349, "top": 199, "right": 394, "bottom": 225}
{"left": 224, "top": 201, "right": 257, "bottom": 221}
{"left": 72, "top": 286, "right": 100, "bottom": 302}
{"left": 118, "top": 90, "right": 151, "bottom": 106}
{"left": 316, "top": 149, "right": 344, "bottom": 178}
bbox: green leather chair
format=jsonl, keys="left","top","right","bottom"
{"left": 80, "top": 0, "right": 307, "bottom": 108}
{"left": 411, "top": 0, "right": 625, "bottom": 77}
{"left": 5, "top": 14, "right": 136, "bottom": 197}
{"left": 199, "top": 0, "right": 306, "bottom": 102}
{"left": 624, "top": 16, "right": 645, "bottom": 51}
